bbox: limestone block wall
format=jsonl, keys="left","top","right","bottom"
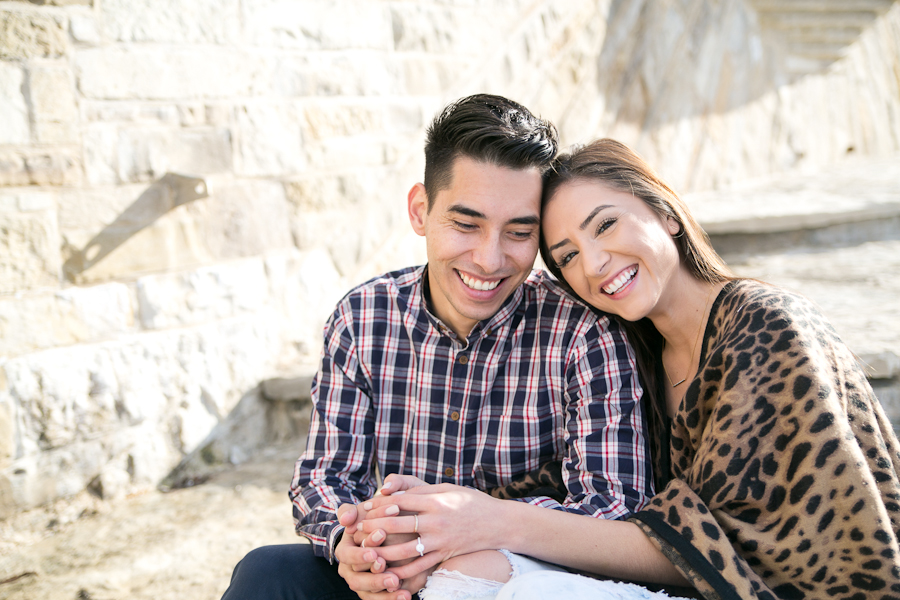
{"left": 1, "top": 0, "right": 898, "bottom": 516}
{"left": 550, "top": 0, "right": 900, "bottom": 191}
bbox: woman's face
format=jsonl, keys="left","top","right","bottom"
{"left": 542, "top": 180, "right": 682, "bottom": 322}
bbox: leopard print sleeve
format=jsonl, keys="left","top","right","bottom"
{"left": 633, "top": 280, "right": 900, "bottom": 600}
{"left": 486, "top": 460, "right": 568, "bottom": 504}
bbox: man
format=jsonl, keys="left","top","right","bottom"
{"left": 221, "top": 94, "right": 651, "bottom": 599}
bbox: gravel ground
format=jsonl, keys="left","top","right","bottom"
{"left": 0, "top": 445, "right": 303, "bottom": 600}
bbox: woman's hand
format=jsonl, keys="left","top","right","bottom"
{"left": 356, "top": 483, "right": 505, "bottom": 581}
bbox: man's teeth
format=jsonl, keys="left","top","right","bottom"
{"left": 459, "top": 272, "right": 501, "bottom": 291}
{"left": 603, "top": 266, "right": 637, "bottom": 295}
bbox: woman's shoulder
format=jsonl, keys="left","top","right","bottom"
{"left": 712, "top": 278, "right": 841, "bottom": 346}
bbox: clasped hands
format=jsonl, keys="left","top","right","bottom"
{"left": 333, "top": 474, "right": 498, "bottom": 600}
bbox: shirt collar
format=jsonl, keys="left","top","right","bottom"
{"left": 415, "top": 264, "right": 527, "bottom": 342}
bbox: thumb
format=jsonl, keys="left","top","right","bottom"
{"left": 337, "top": 503, "right": 360, "bottom": 527}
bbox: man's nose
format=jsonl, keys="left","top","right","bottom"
{"left": 471, "top": 234, "right": 504, "bottom": 273}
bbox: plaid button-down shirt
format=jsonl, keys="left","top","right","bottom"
{"left": 290, "top": 267, "right": 652, "bottom": 561}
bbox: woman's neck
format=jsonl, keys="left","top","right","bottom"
{"left": 650, "top": 272, "right": 721, "bottom": 354}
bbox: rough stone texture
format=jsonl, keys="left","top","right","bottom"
{"left": 27, "top": 64, "right": 79, "bottom": 144}
{"left": 241, "top": 0, "right": 393, "bottom": 50}
{"left": 0, "top": 8, "right": 67, "bottom": 59}
{"left": 0, "top": 282, "right": 135, "bottom": 359}
{"left": 82, "top": 123, "right": 232, "bottom": 185}
{"left": 0, "top": 62, "right": 31, "bottom": 145}
{"left": 0, "top": 206, "right": 60, "bottom": 294}
{"left": 1, "top": 314, "right": 282, "bottom": 514}
{"left": 101, "top": 0, "right": 240, "bottom": 44}
{"left": 136, "top": 259, "right": 269, "bottom": 330}
{"left": 0, "top": 149, "right": 82, "bottom": 187}
{"left": 1, "top": 0, "right": 898, "bottom": 519}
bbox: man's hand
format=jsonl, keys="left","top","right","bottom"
{"left": 334, "top": 503, "right": 409, "bottom": 600}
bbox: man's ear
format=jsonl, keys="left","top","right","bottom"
{"left": 408, "top": 183, "right": 428, "bottom": 236}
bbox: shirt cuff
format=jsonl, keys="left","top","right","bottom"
{"left": 328, "top": 524, "right": 346, "bottom": 564}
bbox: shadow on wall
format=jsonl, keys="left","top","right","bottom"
{"left": 593, "top": 0, "right": 895, "bottom": 125}
{"left": 62, "top": 173, "right": 209, "bottom": 283}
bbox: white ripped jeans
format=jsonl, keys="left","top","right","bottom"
{"left": 417, "top": 551, "right": 695, "bottom": 600}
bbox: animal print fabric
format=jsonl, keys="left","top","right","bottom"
{"left": 631, "top": 280, "right": 900, "bottom": 600}
{"left": 488, "top": 460, "right": 568, "bottom": 504}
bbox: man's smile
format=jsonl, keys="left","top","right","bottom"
{"left": 457, "top": 270, "right": 503, "bottom": 291}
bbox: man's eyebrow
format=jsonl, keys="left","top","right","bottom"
{"left": 579, "top": 205, "right": 613, "bottom": 230}
{"left": 447, "top": 205, "right": 539, "bottom": 226}
{"left": 508, "top": 215, "right": 540, "bottom": 226}
{"left": 447, "top": 204, "right": 486, "bottom": 219}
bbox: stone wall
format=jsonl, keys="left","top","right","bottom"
{"left": 1, "top": 0, "right": 898, "bottom": 516}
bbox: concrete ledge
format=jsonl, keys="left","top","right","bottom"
{"left": 701, "top": 201, "right": 900, "bottom": 235}
{"left": 860, "top": 351, "right": 900, "bottom": 380}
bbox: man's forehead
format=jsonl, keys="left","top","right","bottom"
{"left": 431, "top": 158, "right": 542, "bottom": 220}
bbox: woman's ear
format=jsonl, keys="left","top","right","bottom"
{"left": 666, "top": 215, "right": 682, "bottom": 236}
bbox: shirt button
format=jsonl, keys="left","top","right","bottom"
{"left": 444, "top": 467, "right": 454, "bottom": 477}
{"left": 450, "top": 411, "right": 460, "bottom": 421}
{"left": 485, "top": 328, "right": 492, "bottom": 336}
{"left": 458, "top": 355, "right": 468, "bottom": 365}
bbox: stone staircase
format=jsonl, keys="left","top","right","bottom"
{"left": 746, "top": 0, "right": 896, "bottom": 76}
{"left": 686, "top": 152, "right": 900, "bottom": 432}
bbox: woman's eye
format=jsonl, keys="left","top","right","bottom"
{"left": 556, "top": 251, "right": 576, "bottom": 268}
{"left": 595, "top": 218, "right": 616, "bottom": 236}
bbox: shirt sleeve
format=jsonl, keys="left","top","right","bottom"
{"left": 288, "top": 302, "right": 378, "bottom": 563}
{"left": 519, "top": 314, "right": 653, "bottom": 519}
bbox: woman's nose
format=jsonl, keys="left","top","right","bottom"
{"left": 582, "top": 248, "right": 610, "bottom": 278}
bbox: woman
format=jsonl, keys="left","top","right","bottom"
{"left": 354, "top": 139, "right": 900, "bottom": 600}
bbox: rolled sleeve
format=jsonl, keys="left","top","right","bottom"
{"left": 553, "top": 315, "right": 653, "bottom": 519}
{"left": 289, "top": 306, "right": 378, "bottom": 562}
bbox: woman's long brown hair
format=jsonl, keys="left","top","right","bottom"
{"left": 539, "top": 139, "right": 733, "bottom": 487}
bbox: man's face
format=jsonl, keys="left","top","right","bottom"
{"left": 408, "top": 155, "right": 542, "bottom": 339}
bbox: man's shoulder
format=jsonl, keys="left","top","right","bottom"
{"left": 346, "top": 265, "right": 423, "bottom": 298}
{"left": 520, "top": 270, "right": 602, "bottom": 325}
{"left": 330, "top": 265, "right": 423, "bottom": 319}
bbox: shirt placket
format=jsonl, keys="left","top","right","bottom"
{"left": 440, "top": 341, "right": 473, "bottom": 482}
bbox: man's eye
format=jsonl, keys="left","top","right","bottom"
{"left": 510, "top": 230, "right": 535, "bottom": 239}
{"left": 454, "top": 221, "right": 477, "bottom": 230}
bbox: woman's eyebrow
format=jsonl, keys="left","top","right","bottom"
{"left": 579, "top": 204, "right": 613, "bottom": 230}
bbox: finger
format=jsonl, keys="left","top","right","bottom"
{"left": 387, "top": 553, "right": 445, "bottom": 581}
{"left": 337, "top": 503, "right": 359, "bottom": 526}
{"left": 364, "top": 536, "right": 430, "bottom": 564}
{"left": 339, "top": 567, "right": 401, "bottom": 594}
{"left": 359, "top": 514, "right": 420, "bottom": 537}
{"left": 380, "top": 474, "right": 427, "bottom": 495}
{"left": 358, "top": 589, "right": 412, "bottom": 600}
{"left": 359, "top": 503, "right": 401, "bottom": 521}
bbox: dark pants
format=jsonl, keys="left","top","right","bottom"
{"left": 220, "top": 544, "right": 360, "bottom": 600}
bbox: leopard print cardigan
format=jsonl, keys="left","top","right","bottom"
{"left": 631, "top": 279, "right": 900, "bottom": 600}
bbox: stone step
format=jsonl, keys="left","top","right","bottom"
{"left": 727, "top": 240, "right": 900, "bottom": 433}
{"left": 687, "top": 153, "right": 900, "bottom": 259}
{"left": 749, "top": 0, "right": 894, "bottom": 13}
{"left": 689, "top": 153, "right": 900, "bottom": 430}
{"left": 757, "top": 11, "right": 883, "bottom": 28}
{"left": 775, "top": 26, "right": 868, "bottom": 45}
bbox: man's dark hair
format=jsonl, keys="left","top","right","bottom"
{"left": 423, "top": 94, "right": 558, "bottom": 210}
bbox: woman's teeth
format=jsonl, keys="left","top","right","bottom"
{"left": 603, "top": 266, "right": 637, "bottom": 295}
{"left": 459, "top": 272, "right": 501, "bottom": 291}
